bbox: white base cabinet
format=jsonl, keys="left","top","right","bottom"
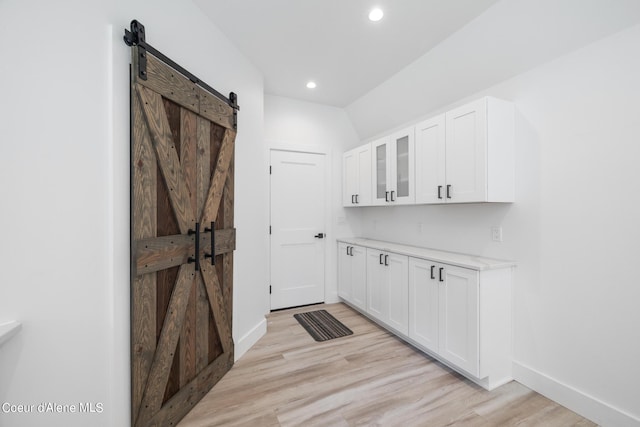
{"left": 408, "top": 258, "right": 512, "bottom": 389}
{"left": 338, "top": 238, "right": 514, "bottom": 391}
{"left": 407, "top": 259, "right": 440, "bottom": 354}
{"left": 439, "top": 263, "right": 480, "bottom": 376}
{"left": 366, "top": 249, "right": 409, "bottom": 335}
{"left": 409, "top": 259, "right": 480, "bottom": 376}
{"left": 337, "top": 243, "right": 367, "bottom": 311}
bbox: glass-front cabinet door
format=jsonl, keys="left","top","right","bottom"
{"left": 371, "top": 128, "right": 415, "bottom": 205}
{"left": 396, "top": 135, "right": 410, "bottom": 198}
{"left": 371, "top": 137, "right": 390, "bottom": 205}
{"left": 390, "top": 127, "right": 415, "bottom": 204}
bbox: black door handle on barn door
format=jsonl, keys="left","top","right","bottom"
{"left": 187, "top": 222, "right": 201, "bottom": 271}
{"left": 204, "top": 221, "right": 215, "bottom": 265}
{"left": 314, "top": 233, "right": 325, "bottom": 239}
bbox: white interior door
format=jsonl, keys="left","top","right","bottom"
{"left": 270, "top": 150, "right": 326, "bottom": 310}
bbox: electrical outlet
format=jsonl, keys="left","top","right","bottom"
{"left": 491, "top": 226, "right": 503, "bottom": 242}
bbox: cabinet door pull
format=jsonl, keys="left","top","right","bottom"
{"left": 379, "top": 253, "right": 384, "bottom": 264}
{"left": 439, "top": 267, "right": 444, "bottom": 282}
{"left": 430, "top": 265, "right": 435, "bottom": 279}
{"left": 446, "top": 185, "right": 452, "bottom": 199}
{"left": 390, "top": 190, "right": 395, "bottom": 202}
{"left": 351, "top": 195, "right": 355, "bottom": 204}
{"left": 437, "top": 186, "right": 443, "bottom": 199}
{"left": 349, "top": 246, "right": 353, "bottom": 256}
{"left": 385, "top": 191, "right": 389, "bottom": 202}
{"left": 346, "top": 246, "right": 350, "bottom": 255}
{"left": 384, "top": 255, "right": 389, "bottom": 266}
{"left": 355, "top": 194, "right": 359, "bottom": 204}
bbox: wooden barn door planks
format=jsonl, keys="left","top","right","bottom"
{"left": 128, "top": 22, "right": 238, "bottom": 427}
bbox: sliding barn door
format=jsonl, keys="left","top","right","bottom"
{"left": 130, "top": 38, "right": 237, "bottom": 426}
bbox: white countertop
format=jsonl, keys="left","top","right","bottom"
{"left": 0, "top": 321, "right": 22, "bottom": 348}
{"left": 337, "top": 237, "right": 516, "bottom": 271}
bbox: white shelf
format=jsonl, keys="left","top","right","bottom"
{"left": 0, "top": 321, "right": 22, "bottom": 348}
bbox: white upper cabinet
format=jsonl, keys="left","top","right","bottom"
{"left": 415, "top": 114, "right": 446, "bottom": 204}
{"left": 343, "top": 150, "right": 357, "bottom": 206}
{"left": 345, "top": 96, "right": 514, "bottom": 207}
{"left": 343, "top": 143, "right": 372, "bottom": 206}
{"left": 356, "top": 145, "right": 372, "bottom": 205}
{"left": 371, "top": 127, "right": 415, "bottom": 206}
{"left": 445, "top": 99, "right": 488, "bottom": 203}
{"left": 371, "top": 137, "right": 390, "bottom": 206}
{"left": 415, "top": 97, "right": 514, "bottom": 204}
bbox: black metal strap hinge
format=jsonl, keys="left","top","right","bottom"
{"left": 123, "top": 19, "right": 241, "bottom": 112}
{"left": 123, "top": 20, "right": 147, "bottom": 80}
{"left": 229, "top": 92, "right": 239, "bottom": 129}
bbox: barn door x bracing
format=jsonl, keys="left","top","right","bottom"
{"left": 126, "top": 21, "right": 238, "bottom": 427}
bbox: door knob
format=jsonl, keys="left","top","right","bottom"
{"left": 314, "top": 233, "right": 325, "bottom": 239}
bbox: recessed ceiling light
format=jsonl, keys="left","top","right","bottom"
{"left": 368, "top": 8, "right": 384, "bottom": 22}
{"left": 306, "top": 81, "right": 317, "bottom": 89}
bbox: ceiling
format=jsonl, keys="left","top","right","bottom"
{"left": 194, "top": 0, "right": 640, "bottom": 109}
{"left": 194, "top": 0, "right": 501, "bottom": 107}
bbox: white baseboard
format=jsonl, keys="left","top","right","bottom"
{"left": 324, "top": 290, "right": 340, "bottom": 304}
{"left": 234, "top": 317, "right": 267, "bottom": 362}
{"left": 513, "top": 362, "right": 640, "bottom": 427}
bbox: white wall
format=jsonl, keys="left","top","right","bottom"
{"left": 264, "top": 95, "right": 361, "bottom": 303}
{"left": 346, "top": 22, "right": 640, "bottom": 427}
{"left": 0, "top": 0, "right": 267, "bottom": 426}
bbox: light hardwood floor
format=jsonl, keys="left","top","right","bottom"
{"left": 178, "top": 303, "right": 596, "bottom": 427}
